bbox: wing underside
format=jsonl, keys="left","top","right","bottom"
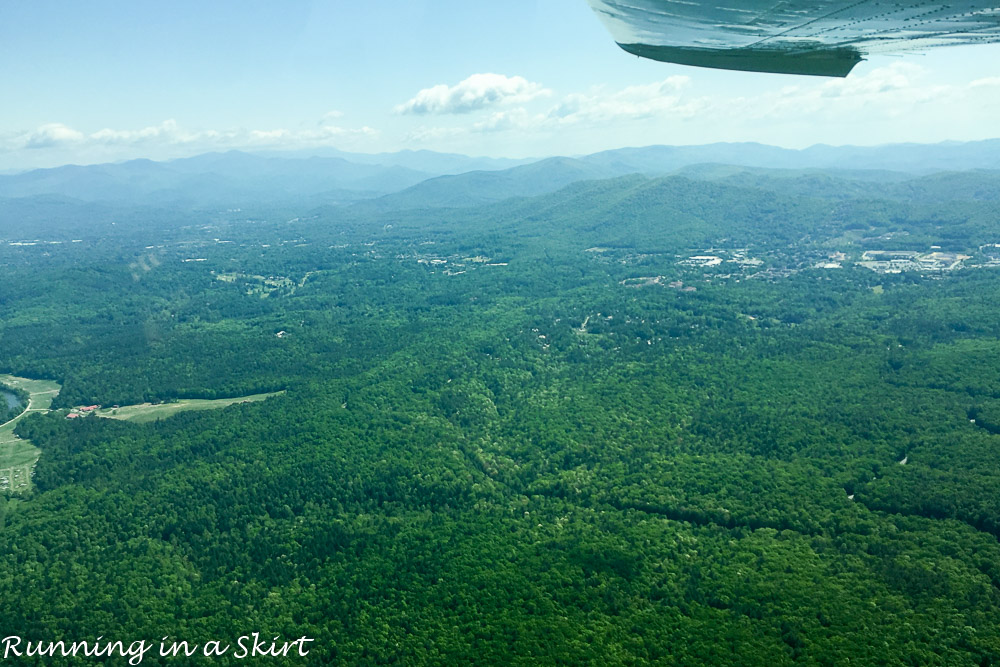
{"left": 588, "top": 0, "right": 1000, "bottom": 76}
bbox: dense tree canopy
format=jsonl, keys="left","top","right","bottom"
{"left": 2, "top": 172, "right": 1000, "bottom": 664}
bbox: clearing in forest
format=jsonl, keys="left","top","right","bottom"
{"left": 95, "top": 391, "right": 284, "bottom": 423}
{"left": 0, "top": 374, "right": 62, "bottom": 493}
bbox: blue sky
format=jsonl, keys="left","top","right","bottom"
{"left": 2, "top": 0, "right": 999, "bottom": 169}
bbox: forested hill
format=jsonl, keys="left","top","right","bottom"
{"left": 678, "top": 166, "right": 1000, "bottom": 203}
{"left": 3, "top": 165, "right": 1000, "bottom": 664}
{"left": 333, "top": 172, "right": 1000, "bottom": 254}
{"left": 357, "top": 157, "right": 621, "bottom": 210}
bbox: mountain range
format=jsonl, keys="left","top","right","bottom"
{"left": 1, "top": 139, "right": 1000, "bottom": 216}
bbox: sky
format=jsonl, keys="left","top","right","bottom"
{"left": 2, "top": 0, "right": 999, "bottom": 170}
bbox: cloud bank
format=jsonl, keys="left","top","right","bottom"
{"left": 1, "top": 119, "right": 378, "bottom": 156}
{"left": 6, "top": 63, "right": 1000, "bottom": 170}
{"left": 395, "top": 73, "right": 550, "bottom": 115}
{"left": 22, "top": 124, "right": 86, "bottom": 149}
{"left": 401, "top": 63, "right": 1000, "bottom": 152}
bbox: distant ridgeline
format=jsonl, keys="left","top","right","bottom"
{"left": 2, "top": 140, "right": 1000, "bottom": 240}
{"left": 5, "top": 155, "right": 1000, "bottom": 663}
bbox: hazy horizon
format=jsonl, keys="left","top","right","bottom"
{"left": 4, "top": 1, "right": 1000, "bottom": 171}
{"left": 3, "top": 135, "right": 1000, "bottom": 176}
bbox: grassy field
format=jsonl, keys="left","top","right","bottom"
{"left": 95, "top": 391, "right": 284, "bottom": 423}
{"left": 0, "top": 375, "right": 62, "bottom": 411}
{"left": 0, "top": 374, "right": 62, "bottom": 493}
{"left": 0, "top": 437, "right": 40, "bottom": 493}
{"left": 0, "top": 429, "right": 40, "bottom": 465}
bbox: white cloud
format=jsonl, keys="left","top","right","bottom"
{"left": 6, "top": 62, "right": 1000, "bottom": 168}
{"left": 432, "top": 76, "right": 700, "bottom": 137}
{"left": 472, "top": 109, "right": 540, "bottom": 133}
{"left": 396, "top": 62, "right": 1000, "bottom": 155}
{"left": 543, "top": 76, "right": 697, "bottom": 126}
{"left": 726, "top": 63, "right": 958, "bottom": 121}
{"left": 89, "top": 119, "right": 188, "bottom": 145}
{"left": 23, "top": 123, "right": 85, "bottom": 149}
{"left": 410, "top": 62, "right": 1000, "bottom": 150}
{"left": 970, "top": 76, "right": 1000, "bottom": 89}
{"left": 395, "top": 73, "right": 550, "bottom": 115}
{"left": 2, "top": 119, "right": 378, "bottom": 155}
{"left": 400, "top": 76, "right": 701, "bottom": 146}
{"left": 819, "top": 63, "right": 915, "bottom": 97}
{"left": 402, "top": 125, "right": 467, "bottom": 144}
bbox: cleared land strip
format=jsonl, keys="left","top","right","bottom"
{"left": 94, "top": 391, "right": 284, "bottom": 424}
{"left": 1, "top": 372, "right": 281, "bottom": 492}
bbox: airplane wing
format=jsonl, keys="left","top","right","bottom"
{"left": 587, "top": 0, "right": 1000, "bottom": 76}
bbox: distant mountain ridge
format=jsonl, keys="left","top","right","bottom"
{"left": 1, "top": 139, "right": 999, "bottom": 212}
{"left": 582, "top": 140, "right": 1000, "bottom": 173}
{"left": 255, "top": 147, "right": 535, "bottom": 175}
{"left": 365, "top": 140, "right": 1000, "bottom": 211}
{"left": 0, "top": 151, "right": 434, "bottom": 208}
{"left": 358, "top": 157, "right": 620, "bottom": 211}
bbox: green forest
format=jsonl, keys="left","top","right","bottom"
{"left": 3, "top": 168, "right": 1000, "bottom": 664}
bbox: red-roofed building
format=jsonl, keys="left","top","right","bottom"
{"left": 80, "top": 405, "right": 99, "bottom": 412}
{"left": 66, "top": 413, "right": 80, "bottom": 419}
